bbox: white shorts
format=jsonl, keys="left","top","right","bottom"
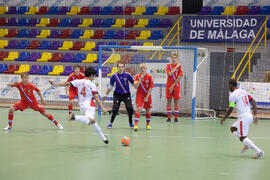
{"left": 232, "top": 113, "right": 253, "bottom": 137}
{"left": 80, "top": 106, "right": 95, "bottom": 120}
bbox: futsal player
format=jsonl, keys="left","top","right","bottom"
{"left": 3, "top": 72, "right": 64, "bottom": 131}
{"left": 133, "top": 63, "right": 154, "bottom": 131}
{"left": 102, "top": 63, "right": 134, "bottom": 129}
{"left": 220, "top": 79, "right": 264, "bottom": 159}
{"left": 166, "top": 51, "right": 183, "bottom": 122}
{"left": 49, "top": 67, "right": 109, "bottom": 144}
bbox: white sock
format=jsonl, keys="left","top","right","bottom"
{"left": 233, "top": 131, "right": 240, "bottom": 138}
{"left": 243, "top": 138, "right": 262, "bottom": 153}
{"left": 75, "top": 115, "right": 90, "bottom": 125}
{"left": 92, "top": 123, "right": 107, "bottom": 141}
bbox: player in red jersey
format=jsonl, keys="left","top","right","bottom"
{"left": 166, "top": 51, "right": 183, "bottom": 122}
{"left": 66, "top": 65, "right": 85, "bottom": 118}
{"left": 3, "top": 72, "right": 63, "bottom": 131}
{"left": 133, "top": 64, "right": 154, "bottom": 131}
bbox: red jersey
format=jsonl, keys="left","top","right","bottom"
{"left": 67, "top": 72, "right": 85, "bottom": 92}
{"left": 166, "top": 63, "right": 183, "bottom": 87}
{"left": 134, "top": 73, "right": 154, "bottom": 95}
{"left": 12, "top": 81, "right": 40, "bottom": 103}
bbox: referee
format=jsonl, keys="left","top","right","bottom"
{"left": 102, "top": 63, "right": 134, "bottom": 129}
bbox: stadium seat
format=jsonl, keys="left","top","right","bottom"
{"left": 234, "top": 6, "right": 248, "bottom": 15}
{"left": 210, "top": 6, "right": 224, "bottom": 15}
{"left": 91, "top": 6, "right": 102, "bottom": 14}
{"left": 247, "top": 6, "right": 261, "bottom": 15}
{"left": 36, "top": 29, "right": 50, "bottom": 38}
{"left": 222, "top": 6, "right": 236, "bottom": 15}
{"left": 27, "top": 40, "right": 40, "bottom": 49}
{"left": 115, "top": 30, "right": 127, "bottom": 39}
{"left": 15, "top": 64, "right": 30, "bottom": 74}
{"left": 4, "top": 29, "right": 18, "bottom": 37}
{"left": 123, "top": 7, "right": 134, "bottom": 15}
{"left": 38, "top": 41, "right": 51, "bottom": 50}
{"left": 146, "top": 19, "right": 160, "bottom": 27}
{"left": 28, "top": 18, "right": 39, "bottom": 26}
{"left": 18, "top": 6, "right": 29, "bottom": 14}
{"left": 135, "top": 19, "right": 148, "bottom": 28}
{"left": 79, "top": 18, "right": 92, "bottom": 27}
{"left": 60, "top": 53, "right": 74, "bottom": 62}
{"left": 0, "top": 6, "right": 8, "bottom": 14}
{"left": 6, "top": 6, "right": 18, "bottom": 14}
{"left": 6, "top": 18, "right": 19, "bottom": 26}
{"left": 15, "top": 52, "right": 30, "bottom": 61}
{"left": 144, "top": 6, "right": 157, "bottom": 15}
{"left": 58, "top": 18, "right": 71, "bottom": 27}
{"left": 70, "top": 29, "right": 83, "bottom": 38}
{"left": 267, "top": 19, "right": 270, "bottom": 28}
{"left": 108, "top": 42, "right": 119, "bottom": 46}
{"left": 112, "top": 18, "right": 125, "bottom": 27}
{"left": 67, "top": 6, "right": 80, "bottom": 15}
{"left": 103, "top": 18, "right": 115, "bottom": 27}
{"left": 101, "top": 6, "right": 113, "bottom": 15}
{"left": 126, "top": 30, "right": 140, "bottom": 39}
{"left": 107, "top": 67, "right": 118, "bottom": 77}
{"left": 103, "top": 30, "right": 116, "bottom": 39}
{"left": 132, "top": 54, "right": 145, "bottom": 64}
{"left": 260, "top": 6, "right": 270, "bottom": 15}
{"left": 130, "top": 42, "right": 142, "bottom": 46}
{"left": 37, "top": 52, "right": 52, "bottom": 62}
{"left": 38, "top": 65, "right": 53, "bottom": 75}
{"left": 106, "top": 54, "right": 120, "bottom": 64}
{"left": 16, "top": 40, "right": 30, "bottom": 49}
{"left": 91, "top": 18, "right": 104, "bottom": 27}
{"left": 0, "top": 29, "right": 8, "bottom": 37}
{"left": 28, "top": 65, "right": 41, "bottom": 74}
{"left": 124, "top": 18, "right": 138, "bottom": 28}
{"left": 119, "top": 42, "right": 130, "bottom": 46}
{"left": 72, "top": 53, "right": 86, "bottom": 63}
{"left": 100, "top": 54, "right": 109, "bottom": 63}
{"left": 120, "top": 54, "right": 133, "bottom": 64}
{"left": 58, "top": 29, "right": 72, "bottom": 38}
{"left": 4, "top": 64, "right": 19, "bottom": 74}
{"left": 47, "top": 18, "right": 60, "bottom": 27}
{"left": 112, "top": 6, "right": 123, "bottom": 15}
{"left": 58, "top": 6, "right": 70, "bottom": 15}
{"left": 0, "top": 17, "right": 8, "bottom": 26}
{"left": 70, "top": 18, "right": 82, "bottom": 27}
{"left": 159, "top": 19, "right": 172, "bottom": 28}
{"left": 18, "top": 18, "right": 29, "bottom": 26}
{"left": 92, "top": 30, "right": 105, "bottom": 39}
{"left": 0, "top": 40, "right": 8, "bottom": 48}
{"left": 49, "top": 53, "right": 64, "bottom": 62}
{"left": 36, "top": 6, "right": 49, "bottom": 14}
{"left": 92, "top": 42, "right": 106, "bottom": 51}
{"left": 36, "top": 18, "right": 49, "bottom": 26}
{"left": 78, "top": 6, "right": 91, "bottom": 15}
{"left": 0, "top": 64, "right": 8, "bottom": 73}
{"left": 27, "top": 52, "right": 41, "bottom": 61}
{"left": 49, "top": 41, "right": 63, "bottom": 50}
{"left": 4, "top": 52, "right": 19, "bottom": 61}
{"left": 137, "top": 30, "right": 151, "bottom": 40}
{"left": 154, "top": 6, "right": 168, "bottom": 15}
{"left": 166, "top": 6, "right": 180, "bottom": 15}
{"left": 197, "top": 6, "right": 211, "bottom": 15}
{"left": 81, "top": 41, "right": 95, "bottom": 51}
{"left": 132, "top": 7, "right": 146, "bottom": 15}
{"left": 47, "top": 6, "right": 59, "bottom": 14}
{"left": 148, "top": 30, "right": 163, "bottom": 40}
{"left": 61, "top": 66, "right": 73, "bottom": 75}
{"left": 59, "top": 41, "right": 73, "bottom": 50}
{"left": 0, "top": 51, "right": 9, "bottom": 60}
{"left": 25, "top": 6, "right": 38, "bottom": 14}
{"left": 70, "top": 41, "right": 85, "bottom": 50}
{"left": 143, "top": 42, "right": 153, "bottom": 46}
{"left": 5, "top": 40, "right": 19, "bottom": 49}
{"left": 16, "top": 29, "right": 30, "bottom": 37}
{"left": 82, "top": 53, "right": 97, "bottom": 63}
{"left": 47, "top": 29, "right": 61, "bottom": 38}
{"left": 27, "top": 29, "right": 40, "bottom": 38}
{"left": 124, "top": 66, "right": 135, "bottom": 75}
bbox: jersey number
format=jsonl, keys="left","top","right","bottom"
{"left": 80, "top": 87, "right": 86, "bottom": 97}
{"left": 241, "top": 96, "right": 249, "bottom": 107}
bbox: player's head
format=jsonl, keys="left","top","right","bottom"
{"left": 85, "top": 67, "right": 97, "bottom": 80}
{"left": 117, "top": 63, "right": 124, "bottom": 74}
{"left": 139, "top": 63, "right": 147, "bottom": 74}
{"left": 21, "top": 72, "right": 29, "bottom": 83}
{"left": 229, "top": 79, "right": 237, "bottom": 92}
{"left": 73, "top": 65, "right": 81, "bottom": 75}
{"left": 171, "top": 51, "right": 179, "bottom": 64}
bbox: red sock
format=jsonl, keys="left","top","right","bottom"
{"left": 68, "top": 104, "right": 73, "bottom": 115}
{"left": 8, "top": 112, "right": 14, "bottom": 127}
{"left": 167, "top": 105, "right": 171, "bottom": 119}
{"left": 174, "top": 105, "right": 179, "bottom": 119}
{"left": 146, "top": 113, "right": 151, "bottom": 125}
{"left": 47, "top": 113, "right": 58, "bottom": 125}
{"left": 134, "top": 112, "right": 140, "bottom": 125}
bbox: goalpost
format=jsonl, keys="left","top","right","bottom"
{"left": 98, "top": 45, "right": 215, "bottom": 120}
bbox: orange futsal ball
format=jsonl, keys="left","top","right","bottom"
{"left": 121, "top": 136, "right": 130, "bottom": 146}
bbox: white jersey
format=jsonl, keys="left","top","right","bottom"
{"left": 229, "top": 88, "right": 252, "bottom": 117}
{"left": 70, "top": 79, "right": 97, "bottom": 108}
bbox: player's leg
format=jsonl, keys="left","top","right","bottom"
{"left": 173, "top": 99, "right": 179, "bottom": 122}
{"left": 166, "top": 86, "right": 173, "bottom": 122}
{"left": 89, "top": 118, "right": 109, "bottom": 144}
{"left": 145, "top": 108, "right": 151, "bottom": 130}
{"left": 134, "top": 93, "right": 143, "bottom": 131}
{"left": 4, "top": 102, "right": 24, "bottom": 130}
{"left": 68, "top": 90, "right": 76, "bottom": 118}
{"left": 107, "top": 94, "right": 121, "bottom": 128}
{"left": 38, "top": 106, "right": 63, "bottom": 129}
{"left": 123, "top": 93, "right": 134, "bottom": 128}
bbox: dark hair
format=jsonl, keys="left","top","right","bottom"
{"left": 85, "top": 67, "right": 97, "bottom": 77}
{"left": 117, "top": 63, "right": 124, "bottom": 67}
{"left": 21, "top": 72, "right": 28, "bottom": 78}
{"left": 229, "top": 79, "right": 237, "bottom": 87}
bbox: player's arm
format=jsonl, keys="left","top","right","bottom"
{"left": 134, "top": 75, "right": 144, "bottom": 89}
{"left": 7, "top": 82, "right": 19, "bottom": 87}
{"left": 250, "top": 98, "right": 258, "bottom": 124}
{"left": 144, "top": 88, "right": 152, "bottom": 102}
{"left": 49, "top": 80, "right": 70, "bottom": 87}
{"left": 220, "top": 101, "right": 235, "bottom": 124}
{"left": 167, "top": 63, "right": 181, "bottom": 76}
{"left": 36, "top": 90, "right": 45, "bottom": 105}
{"left": 93, "top": 93, "right": 107, "bottom": 113}
{"left": 170, "top": 75, "right": 181, "bottom": 89}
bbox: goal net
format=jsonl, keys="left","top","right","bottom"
{"left": 98, "top": 45, "right": 215, "bottom": 120}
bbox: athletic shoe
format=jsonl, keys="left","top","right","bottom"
{"left": 166, "top": 118, "right": 171, "bottom": 122}
{"left": 104, "top": 136, "right": 109, "bottom": 144}
{"left": 174, "top": 118, "right": 178, "bottom": 122}
{"left": 70, "top": 113, "right": 75, "bottom": 121}
{"left": 146, "top": 125, "right": 151, "bottom": 130}
{"left": 107, "top": 123, "right": 113, "bottom": 129}
{"left": 134, "top": 125, "right": 138, "bottom": 131}
{"left": 3, "top": 126, "right": 11, "bottom": 131}
{"left": 129, "top": 123, "right": 134, "bottom": 129}
{"left": 241, "top": 145, "right": 249, "bottom": 153}
{"left": 57, "top": 124, "right": 64, "bottom": 130}
{"left": 253, "top": 151, "right": 264, "bottom": 159}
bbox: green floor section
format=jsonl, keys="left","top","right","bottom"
{"left": 0, "top": 108, "right": 269, "bottom": 180}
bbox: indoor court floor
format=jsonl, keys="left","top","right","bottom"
{"left": 0, "top": 107, "right": 269, "bottom": 180}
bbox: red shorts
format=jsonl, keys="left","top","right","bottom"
{"left": 69, "top": 89, "right": 78, "bottom": 100}
{"left": 166, "top": 85, "right": 181, "bottom": 100}
{"left": 13, "top": 101, "right": 44, "bottom": 112}
{"left": 136, "top": 93, "right": 152, "bottom": 109}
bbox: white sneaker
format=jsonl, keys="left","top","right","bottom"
{"left": 57, "top": 124, "right": 64, "bottom": 130}
{"left": 253, "top": 151, "right": 264, "bottom": 159}
{"left": 3, "top": 126, "right": 11, "bottom": 131}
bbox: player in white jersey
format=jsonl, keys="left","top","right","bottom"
{"left": 49, "top": 67, "right": 109, "bottom": 144}
{"left": 221, "top": 79, "right": 264, "bottom": 159}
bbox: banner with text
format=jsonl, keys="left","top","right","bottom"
{"left": 181, "top": 16, "right": 266, "bottom": 43}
